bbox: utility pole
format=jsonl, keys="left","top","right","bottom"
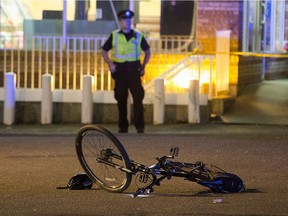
{"left": 0, "top": 0, "right": 2, "bottom": 48}
{"left": 129, "top": 0, "right": 134, "bottom": 11}
{"left": 62, "top": 0, "right": 67, "bottom": 49}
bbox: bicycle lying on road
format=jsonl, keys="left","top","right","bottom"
{"left": 75, "top": 125, "right": 245, "bottom": 197}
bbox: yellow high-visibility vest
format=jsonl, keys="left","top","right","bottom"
{"left": 111, "top": 29, "right": 143, "bottom": 63}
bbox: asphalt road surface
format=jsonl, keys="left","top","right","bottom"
{"left": 0, "top": 124, "right": 287, "bottom": 215}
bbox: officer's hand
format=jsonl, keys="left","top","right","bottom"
{"left": 109, "top": 63, "right": 116, "bottom": 73}
{"left": 139, "top": 64, "right": 145, "bottom": 76}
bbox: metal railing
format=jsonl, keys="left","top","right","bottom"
{"left": 144, "top": 55, "right": 216, "bottom": 98}
{"left": 0, "top": 35, "right": 195, "bottom": 91}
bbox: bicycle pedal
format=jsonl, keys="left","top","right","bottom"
{"left": 146, "top": 188, "right": 153, "bottom": 193}
{"left": 169, "top": 146, "right": 179, "bottom": 157}
{"left": 133, "top": 188, "right": 145, "bottom": 198}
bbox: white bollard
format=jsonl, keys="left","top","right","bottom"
{"left": 188, "top": 80, "right": 200, "bottom": 123}
{"left": 81, "top": 75, "right": 93, "bottom": 124}
{"left": 199, "top": 94, "right": 208, "bottom": 106}
{"left": 153, "top": 78, "right": 165, "bottom": 124}
{"left": 3, "top": 72, "right": 16, "bottom": 125}
{"left": 41, "top": 74, "right": 53, "bottom": 124}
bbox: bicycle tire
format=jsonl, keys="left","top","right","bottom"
{"left": 75, "top": 125, "right": 132, "bottom": 193}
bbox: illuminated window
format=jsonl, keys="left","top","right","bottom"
{"left": 243, "top": 0, "right": 285, "bottom": 52}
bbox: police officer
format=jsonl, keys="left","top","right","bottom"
{"left": 102, "top": 9, "right": 151, "bottom": 133}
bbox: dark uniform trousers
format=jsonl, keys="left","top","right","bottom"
{"left": 113, "top": 62, "right": 145, "bottom": 130}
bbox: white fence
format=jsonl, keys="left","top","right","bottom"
{"left": 1, "top": 35, "right": 195, "bottom": 91}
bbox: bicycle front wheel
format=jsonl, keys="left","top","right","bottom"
{"left": 75, "top": 125, "right": 132, "bottom": 193}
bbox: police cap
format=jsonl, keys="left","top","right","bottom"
{"left": 117, "top": 10, "right": 134, "bottom": 19}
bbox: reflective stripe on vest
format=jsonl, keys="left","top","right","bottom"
{"left": 112, "top": 30, "right": 142, "bottom": 63}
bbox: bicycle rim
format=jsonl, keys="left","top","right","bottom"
{"left": 75, "top": 125, "right": 132, "bottom": 192}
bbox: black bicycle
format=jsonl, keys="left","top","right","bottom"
{"left": 75, "top": 125, "right": 245, "bottom": 197}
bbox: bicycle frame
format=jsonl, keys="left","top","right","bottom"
{"left": 98, "top": 147, "right": 226, "bottom": 197}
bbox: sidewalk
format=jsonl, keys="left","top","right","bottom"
{"left": 222, "top": 79, "right": 288, "bottom": 125}
{"left": 0, "top": 122, "right": 287, "bottom": 136}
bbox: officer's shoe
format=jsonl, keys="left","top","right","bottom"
{"left": 137, "top": 128, "right": 144, "bottom": 133}
{"left": 118, "top": 128, "right": 128, "bottom": 133}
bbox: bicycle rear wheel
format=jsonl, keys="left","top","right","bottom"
{"left": 75, "top": 125, "right": 132, "bottom": 192}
